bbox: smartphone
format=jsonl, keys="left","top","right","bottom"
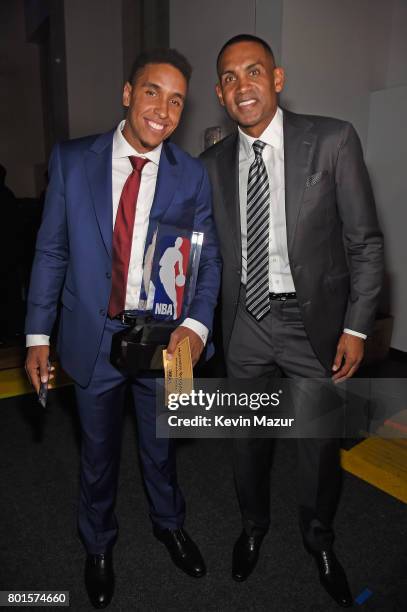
{"left": 38, "top": 381, "right": 48, "bottom": 408}
{"left": 37, "top": 360, "right": 51, "bottom": 408}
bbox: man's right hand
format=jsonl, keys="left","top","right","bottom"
{"left": 25, "top": 345, "right": 51, "bottom": 394}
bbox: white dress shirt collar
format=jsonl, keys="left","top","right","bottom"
{"left": 112, "top": 119, "right": 162, "bottom": 165}
{"left": 238, "top": 106, "right": 283, "bottom": 160}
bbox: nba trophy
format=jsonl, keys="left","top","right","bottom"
{"left": 110, "top": 223, "right": 204, "bottom": 377}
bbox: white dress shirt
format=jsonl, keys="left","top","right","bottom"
{"left": 238, "top": 107, "right": 365, "bottom": 340}
{"left": 27, "top": 121, "right": 208, "bottom": 347}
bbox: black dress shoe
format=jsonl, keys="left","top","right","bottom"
{"left": 84, "top": 553, "right": 114, "bottom": 609}
{"left": 232, "top": 529, "right": 266, "bottom": 582}
{"left": 310, "top": 549, "right": 353, "bottom": 608}
{"left": 153, "top": 527, "right": 206, "bottom": 577}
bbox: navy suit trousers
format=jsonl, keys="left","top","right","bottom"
{"left": 74, "top": 317, "right": 185, "bottom": 554}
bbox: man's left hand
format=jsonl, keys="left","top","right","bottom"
{"left": 332, "top": 333, "right": 365, "bottom": 383}
{"left": 166, "top": 326, "right": 204, "bottom": 367}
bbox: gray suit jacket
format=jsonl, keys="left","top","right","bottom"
{"left": 200, "top": 109, "right": 384, "bottom": 370}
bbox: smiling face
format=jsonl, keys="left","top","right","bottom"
{"left": 216, "top": 41, "right": 285, "bottom": 138}
{"left": 122, "top": 62, "right": 187, "bottom": 152}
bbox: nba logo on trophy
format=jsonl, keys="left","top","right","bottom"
{"left": 153, "top": 235, "right": 191, "bottom": 320}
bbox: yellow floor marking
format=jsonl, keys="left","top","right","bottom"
{"left": 0, "top": 364, "right": 72, "bottom": 400}
{"left": 341, "top": 436, "right": 407, "bottom": 504}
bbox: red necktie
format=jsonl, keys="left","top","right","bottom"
{"left": 108, "top": 156, "right": 150, "bottom": 317}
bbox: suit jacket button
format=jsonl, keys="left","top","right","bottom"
{"left": 100, "top": 309, "right": 106, "bottom": 316}
{"left": 106, "top": 272, "right": 111, "bottom": 279}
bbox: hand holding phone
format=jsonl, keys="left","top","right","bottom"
{"left": 25, "top": 346, "right": 55, "bottom": 408}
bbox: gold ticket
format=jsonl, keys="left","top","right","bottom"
{"left": 163, "top": 336, "right": 194, "bottom": 403}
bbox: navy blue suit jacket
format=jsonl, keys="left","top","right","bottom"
{"left": 26, "top": 130, "right": 221, "bottom": 387}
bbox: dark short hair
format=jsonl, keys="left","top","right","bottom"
{"left": 128, "top": 48, "right": 192, "bottom": 85}
{"left": 217, "top": 34, "right": 275, "bottom": 75}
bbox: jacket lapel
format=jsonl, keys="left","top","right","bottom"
{"left": 143, "top": 141, "right": 182, "bottom": 248}
{"left": 283, "top": 110, "right": 316, "bottom": 253}
{"left": 149, "top": 141, "right": 181, "bottom": 222}
{"left": 84, "top": 130, "right": 115, "bottom": 258}
{"left": 217, "top": 133, "right": 241, "bottom": 263}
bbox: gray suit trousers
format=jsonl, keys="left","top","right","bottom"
{"left": 227, "top": 287, "right": 342, "bottom": 551}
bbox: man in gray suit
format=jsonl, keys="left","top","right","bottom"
{"left": 201, "top": 34, "right": 383, "bottom": 607}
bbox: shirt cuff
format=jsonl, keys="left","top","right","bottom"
{"left": 181, "top": 318, "right": 209, "bottom": 346}
{"left": 343, "top": 328, "right": 367, "bottom": 340}
{"left": 26, "top": 334, "right": 50, "bottom": 347}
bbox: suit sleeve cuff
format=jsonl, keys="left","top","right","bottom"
{"left": 181, "top": 318, "right": 209, "bottom": 347}
{"left": 343, "top": 328, "right": 367, "bottom": 340}
{"left": 26, "top": 334, "right": 50, "bottom": 347}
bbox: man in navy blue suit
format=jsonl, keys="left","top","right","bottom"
{"left": 25, "top": 48, "right": 221, "bottom": 609}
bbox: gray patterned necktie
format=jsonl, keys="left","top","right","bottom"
{"left": 246, "top": 140, "right": 270, "bottom": 320}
